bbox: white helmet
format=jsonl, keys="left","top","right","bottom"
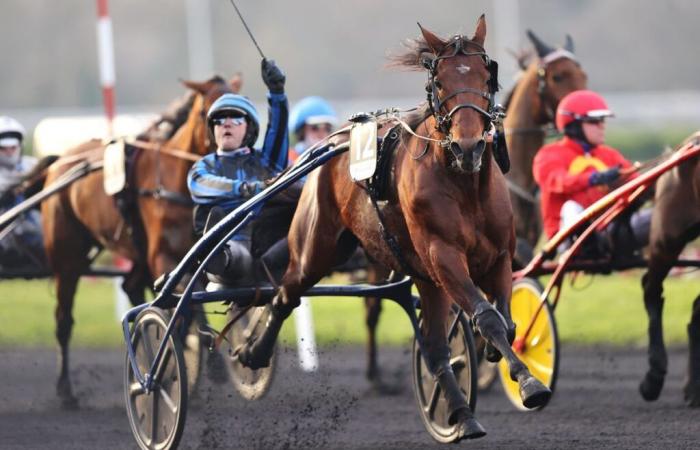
{"left": 0, "top": 116, "right": 25, "bottom": 148}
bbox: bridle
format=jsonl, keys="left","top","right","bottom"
{"left": 422, "top": 36, "right": 502, "bottom": 141}
{"left": 421, "top": 36, "right": 506, "bottom": 172}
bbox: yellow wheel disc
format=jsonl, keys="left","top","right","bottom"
{"left": 498, "top": 277, "right": 559, "bottom": 411}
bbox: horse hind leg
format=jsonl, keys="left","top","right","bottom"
{"left": 54, "top": 270, "right": 81, "bottom": 408}
{"left": 236, "top": 220, "right": 355, "bottom": 371}
{"left": 684, "top": 294, "right": 700, "bottom": 406}
{"left": 639, "top": 252, "right": 678, "bottom": 401}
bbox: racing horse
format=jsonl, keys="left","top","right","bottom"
{"left": 640, "top": 131, "right": 700, "bottom": 406}
{"left": 362, "top": 29, "right": 588, "bottom": 390}
{"left": 237, "top": 16, "right": 551, "bottom": 439}
{"left": 41, "top": 75, "right": 238, "bottom": 406}
{"left": 503, "top": 30, "right": 587, "bottom": 253}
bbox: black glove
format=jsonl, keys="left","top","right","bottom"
{"left": 588, "top": 166, "right": 621, "bottom": 186}
{"left": 261, "top": 58, "right": 285, "bottom": 94}
{"left": 240, "top": 180, "right": 266, "bottom": 197}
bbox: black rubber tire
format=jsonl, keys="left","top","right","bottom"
{"left": 412, "top": 304, "right": 479, "bottom": 443}
{"left": 125, "top": 306, "right": 188, "bottom": 450}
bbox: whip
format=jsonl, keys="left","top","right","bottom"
{"left": 226, "top": 0, "right": 266, "bottom": 59}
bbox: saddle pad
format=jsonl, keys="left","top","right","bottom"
{"left": 103, "top": 139, "right": 126, "bottom": 195}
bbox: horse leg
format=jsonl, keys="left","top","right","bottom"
{"left": 55, "top": 270, "right": 81, "bottom": 408}
{"left": 639, "top": 251, "right": 678, "bottom": 401}
{"left": 481, "top": 251, "right": 516, "bottom": 363}
{"left": 684, "top": 294, "right": 700, "bottom": 406}
{"left": 237, "top": 220, "right": 356, "bottom": 370}
{"left": 364, "top": 262, "right": 388, "bottom": 384}
{"left": 364, "top": 295, "right": 381, "bottom": 381}
{"left": 414, "top": 279, "right": 486, "bottom": 440}
{"left": 121, "top": 261, "right": 151, "bottom": 306}
{"left": 426, "top": 241, "right": 550, "bottom": 409}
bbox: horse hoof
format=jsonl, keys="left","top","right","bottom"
{"left": 520, "top": 377, "right": 552, "bottom": 409}
{"left": 639, "top": 372, "right": 664, "bottom": 402}
{"left": 235, "top": 345, "right": 271, "bottom": 370}
{"left": 683, "top": 380, "right": 700, "bottom": 407}
{"left": 454, "top": 413, "right": 487, "bottom": 441}
{"left": 484, "top": 342, "right": 502, "bottom": 363}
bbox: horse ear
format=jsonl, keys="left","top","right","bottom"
{"left": 181, "top": 79, "right": 209, "bottom": 95}
{"left": 526, "top": 29, "right": 554, "bottom": 58}
{"left": 471, "top": 14, "right": 487, "bottom": 45}
{"left": 229, "top": 72, "right": 243, "bottom": 94}
{"left": 564, "top": 34, "right": 575, "bottom": 53}
{"left": 417, "top": 22, "right": 445, "bottom": 54}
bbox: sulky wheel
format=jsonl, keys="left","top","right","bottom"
{"left": 225, "top": 305, "right": 277, "bottom": 400}
{"left": 125, "top": 307, "right": 188, "bottom": 450}
{"left": 498, "top": 277, "right": 559, "bottom": 411}
{"left": 412, "top": 304, "right": 478, "bottom": 443}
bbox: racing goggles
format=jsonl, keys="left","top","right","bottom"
{"left": 211, "top": 114, "right": 246, "bottom": 126}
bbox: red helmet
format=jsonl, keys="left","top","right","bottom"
{"left": 555, "top": 90, "right": 614, "bottom": 131}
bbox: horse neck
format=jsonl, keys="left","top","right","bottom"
{"left": 158, "top": 101, "right": 206, "bottom": 193}
{"left": 503, "top": 63, "right": 546, "bottom": 190}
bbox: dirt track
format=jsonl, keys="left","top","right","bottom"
{"left": 1, "top": 344, "right": 699, "bottom": 449}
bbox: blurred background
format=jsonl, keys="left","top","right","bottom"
{"left": 2, "top": 0, "right": 699, "bottom": 158}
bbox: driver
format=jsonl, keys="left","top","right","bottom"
{"left": 187, "top": 59, "right": 288, "bottom": 283}
{"left": 0, "top": 116, "right": 46, "bottom": 269}
{"left": 533, "top": 90, "right": 650, "bottom": 255}
{"left": 288, "top": 96, "right": 338, "bottom": 165}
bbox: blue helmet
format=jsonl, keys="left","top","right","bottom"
{"left": 289, "top": 96, "right": 338, "bottom": 136}
{"left": 207, "top": 93, "right": 260, "bottom": 147}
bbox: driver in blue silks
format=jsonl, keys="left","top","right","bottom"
{"left": 187, "top": 59, "right": 288, "bottom": 283}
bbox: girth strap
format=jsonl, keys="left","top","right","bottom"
{"left": 365, "top": 181, "right": 427, "bottom": 281}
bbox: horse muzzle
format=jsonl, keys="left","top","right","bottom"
{"left": 449, "top": 138, "right": 486, "bottom": 173}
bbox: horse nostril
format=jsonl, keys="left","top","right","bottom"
{"left": 473, "top": 139, "right": 486, "bottom": 157}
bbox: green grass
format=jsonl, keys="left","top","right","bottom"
{"left": 1, "top": 272, "right": 698, "bottom": 349}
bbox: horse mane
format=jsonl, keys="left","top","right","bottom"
{"left": 387, "top": 35, "right": 446, "bottom": 70}
{"left": 138, "top": 75, "right": 227, "bottom": 142}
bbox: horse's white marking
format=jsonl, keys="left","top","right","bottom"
{"left": 456, "top": 64, "right": 471, "bottom": 74}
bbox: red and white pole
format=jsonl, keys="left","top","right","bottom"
{"left": 96, "top": 0, "right": 116, "bottom": 138}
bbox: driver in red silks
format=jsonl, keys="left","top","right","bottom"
{"left": 533, "top": 90, "right": 649, "bottom": 254}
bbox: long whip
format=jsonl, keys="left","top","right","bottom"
{"left": 226, "top": 0, "right": 266, "bottom": 59}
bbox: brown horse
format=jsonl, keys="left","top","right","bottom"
{"left": 236, "top": 16, "right": 551, "bottom": 439}
{"left": 640, "top": 132, "right": 700, "bottom": 406}
{"left": 362, "top": 30, "right": 588, "bottom": 389}
{"left": 503, "top": 30, "right": 587, "bottom": 252}
{"left": 41, "top": 75, "right": 238, "bottom": 406}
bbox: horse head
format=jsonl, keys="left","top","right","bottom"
{"left": 526, "top": 30, "right": 587, "bottom": 119}
{"left": 179, "top": 74, "right": 243, "bottom": 156}
{"left": 417, "top": 15, "right": 499, "bottom": 174}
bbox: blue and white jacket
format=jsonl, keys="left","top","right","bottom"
{"left": 188, "top": 93, "right": 289, "bottom": 237}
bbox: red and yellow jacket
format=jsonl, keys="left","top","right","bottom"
{"left": 533, "top": 137, "right": 632, "bottom": 238}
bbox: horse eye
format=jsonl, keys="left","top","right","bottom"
{"left": 552, "top": 73, "right": 566, "bottom": 83}
{"left": 434, "top": 80, "right": 442, "bottom": 89}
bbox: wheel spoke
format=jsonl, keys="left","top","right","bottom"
{"left": 447, "top": 312, "right": 460, "bottom": 340}
{"left": 426, "top": 378, "right": 441, "bottom": 416}
{"left": 154, "top": 347, "right": 173, "bottom": 382}
{"left": 150, "top": 386, "right": 159, "bottom": 441}
{"left": 158, "top": 385, "right": 178, "bottom": 415}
